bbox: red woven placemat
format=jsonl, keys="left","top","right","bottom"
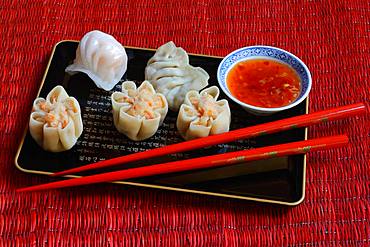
{"left": 1, "top": 0, "right": 369, "bottom": 245}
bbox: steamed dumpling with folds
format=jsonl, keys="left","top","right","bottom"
{"left": 177, "top": 86, "right": 231, "bottom": 140}
{"left": 146, "top": 41, "right": 189, "bottom": 66}
{"left": 29, "top": 86, "right": 83, "bottom": 152}
{"left": 65, "top": 30, "right": 128, "bottom": 91}
{"left": 145, "top": 41, "right": 209, "bottom": 111}
{"left": 111, "top": 81, "right": 168, "bottom": 141}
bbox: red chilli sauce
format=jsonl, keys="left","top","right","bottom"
{"left": 227, "top": 58, "right": 301, "bottom": 108}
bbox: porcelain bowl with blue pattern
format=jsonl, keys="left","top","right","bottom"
{"left": 217, "top": 46, "right": 312, "bottom": 115}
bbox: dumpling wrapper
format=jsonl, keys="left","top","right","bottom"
{"left": 111, "top": 81, "right": 168, "bottom": 141}
{"left": 29, "top": 86, "right": 83, "bottom": 152}
{"left": 177, "top": 86, "right": 231, "bottom": 140}
{"left": 145, "top": 41, "right": 209, "bottom": 111}
{"left": 65, "top": 30, "right": 128, "bottom": 91}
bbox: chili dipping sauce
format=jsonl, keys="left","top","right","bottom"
{"left": 227, "top": 58, "right": 301, "bottom": 108}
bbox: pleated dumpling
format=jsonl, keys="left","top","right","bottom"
{"left": 111, "top": 81, "right": 168, "bottom": 141}
{"left": 29, "top": 86, "right": 83, "bottom": 152}
{"left": 65, "top": 30, "right": 128, "bottom": 91}
{"left": 145, "top": 41, "right": 209, "bottom": 111}
{"left": 177, "top": 86, "right": 231, "bottom": 140}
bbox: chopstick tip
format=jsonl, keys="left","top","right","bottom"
{"left": 16, "top": 187, "right": 29, "bottom": 193}
{"left": 17, "top": 185, "right": 46, "bottom": 193}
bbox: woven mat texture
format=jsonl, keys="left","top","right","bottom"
{"left": 0, "top": 0, "right": 369, "bottom": 246}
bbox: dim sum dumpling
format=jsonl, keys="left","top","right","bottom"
{"left": 111, "top": 81, "right": 168, "bottom": 141}
{"left": 146, "top": 41, "right": 189, "bottom": 66}
{"left": 29, "top": 86, "right": 83, "bottom": 152}
{"left": 65, "top": 30, "right": 128, "bottom": 91}
{"left": 145, "top": 41, "right": 209, "bottom": 111}
{"left": 177, "top": 86, "right": 231, "bottom": 140}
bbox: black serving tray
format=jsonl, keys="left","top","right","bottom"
{"left": 15, "top": 41, "right": 308, "bottom": 205}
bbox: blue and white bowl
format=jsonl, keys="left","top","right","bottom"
{"left": 217, "top": 46, "right": 312, "bottom": 115}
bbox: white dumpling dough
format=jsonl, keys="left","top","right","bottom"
{"left": 111, "top": 81, "right": 168, "bottom": 141}
{"left": 29, "top": 86, "right": 83, "bottom": 152}
{"left": 177, "top": 86, "right": 231, "bottom": 140}
{"left": 65, "top": 30, "right": 128, "bottom": 91}
{"left": 145, "top": 41, "right": 209, "bottom": 111}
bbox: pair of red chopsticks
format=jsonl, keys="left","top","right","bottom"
{"left": 17, "top": 103, "right": 366, "bottom": 192}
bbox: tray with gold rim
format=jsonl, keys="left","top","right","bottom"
{"left": 15, "top": 40, "right": 308, "bottom": 205}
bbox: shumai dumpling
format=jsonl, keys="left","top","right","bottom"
{"left": 29, "top": 86, "right": 83, "bottom": 152}
{"left": 177, "top": 86, "right": 231, "bottom": 140}
{"left": 111, "top": 81, "right": 168, "bottom": 141}
{"left": 145, "top": 41, "right": 209, "bottom": 111}
{"left": 65, "top": 30, "right": 128, "bottom": 91}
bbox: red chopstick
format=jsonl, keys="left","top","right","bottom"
{"left": 17, "top": 135, "right": 348, "bottom": 192}
{"left": 51, "top": 103, "right": 365, "bottom": 177}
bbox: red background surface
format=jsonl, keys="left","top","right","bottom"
{"left": 0, "top": 0, "right": 369, "bottom": 245}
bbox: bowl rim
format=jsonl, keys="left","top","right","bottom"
{"left": 217, "top": 45, "right": 312, "bottom": 112}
